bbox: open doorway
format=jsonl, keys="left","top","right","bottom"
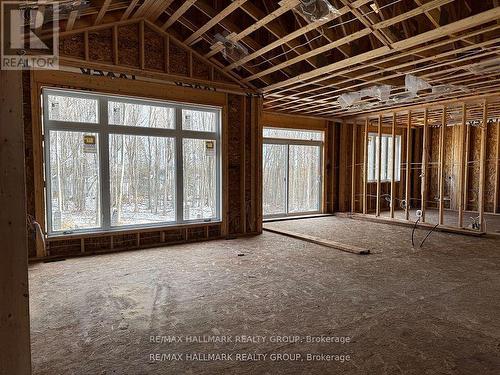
{"left": 263, "top": 127, "right": 324, "bottom": 218}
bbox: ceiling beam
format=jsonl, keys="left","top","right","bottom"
{"left": 184, "top": 0, "right": 248, "bottom": 46}
{"left": 261, "top": 7, "right": 500, "bottom": 93}
{"left": 162, "top": 0, "right": 196, "bottom": 30}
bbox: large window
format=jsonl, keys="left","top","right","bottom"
{"left": 43, "top": 89, "right": 221, "bottom": 234}
{"left": 263, "top": 128, "right": 323, "bottom": 217}
{"left": 367, "top": 133, "right": 401, "bottom": 182}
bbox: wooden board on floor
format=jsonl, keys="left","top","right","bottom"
{"left": 263, "top": 226, "right": 370, "bottom": 255}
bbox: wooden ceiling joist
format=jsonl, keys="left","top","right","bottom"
{"left": 42, "top": 0, "right": 499, "bottom": 118}
{"left": 184, "top": 0, "right": 248, "bottom": 46}
{"left": 161, "top": 0, "right": 196, "bottom": 30}
{"left": 262, "top": 7, "right": 500, "bottom": 93}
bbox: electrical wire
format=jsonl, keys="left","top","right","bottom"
{"left": 246, "top": 0, "right": 405, "bottom": 69}
{"left": 419, "top": 223, "right": 439, "bottom": 248}
{"left": 411, "top": 217, "right": 420, "bottom": 248}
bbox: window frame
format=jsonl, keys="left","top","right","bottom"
{"left": 367, "top": 132, "right": 401, "bottom": 183}
{"left": 263, "top": 127, "right": 324, "bottom": 219}
{"left": 43, "top": 88, "right": 222, "bottom": 236}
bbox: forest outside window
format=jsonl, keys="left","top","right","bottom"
{"left": 263, "top": 127, "right": 323, "bottom": 218}
{"left": 43, "top": 88, "right": 221, "bottom": 235}
{"left": 367, "top": 133, "right": 401, "bottom": 182}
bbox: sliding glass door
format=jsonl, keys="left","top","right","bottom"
{"left": 263, "top": 128, "right": 323, "bottom": 218}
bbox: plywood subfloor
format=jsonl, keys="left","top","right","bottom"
{"left": 30, "top": 216, "right": 500, "bottom": 374}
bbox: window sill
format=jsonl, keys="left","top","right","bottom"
{"left": 47, "top": 220, "right": 222, "bottom": 240}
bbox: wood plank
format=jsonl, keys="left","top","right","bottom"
{"left": 463, "top": 121, "right": 471, "bottom": 213}
{"left": 438, "top": 107, "right": 446, "bottom": 225}
{"left": 375, "top": 0, "right": 455, "bottom": 30}
{"left": 376, "top": 116, "right": 382, "bottom": 217}
{"left": 207, "top": 0, "right": 300, "bottom": 58}
{"left": 458, "top": 103, "right": 466, "bottom": 227}
{"left": 244, "top": 29, "right": 371, "bottom": 82}
{"left": 421, "top": 108, "right": 428, "bottom": 223}
{"left": 363, "top": 118, "right": 368, "bottom": 214}
{"left": 339, "top": 121, "right": 348, "bottom": 211}
{"left": 262, "top": 7, "right": 500, "bottom": 93}
{"left": 66, "top": 10, "right": 79, "bottom": 31}
{"left": 94, "top": 0, "right": 112, "bottom": 25}
{"left": 351, "top": 122, "right": 357, "bottom": 213}
{"left": 495, "top": 120, "right": 500, "bottom": 214}
{"left": 263, "top": 226, "right": 370, "bottom": 255}
{"left": 266, "top": 28, "right": 500, "bottom": 110}
{"left": 162, "top": 0, "right": 196, "bottom": 30}
{"left": 405, "top": 111, "right": 412, "bottom": 220}
{"left": 121, "top": 0, "right": 140, "bottom": 20}
{"left": 223, "top": 2, "right": 364, "bottom": 71}
{"left": 185, "top": 0, "right": 247, "bottom": 46}
{"left": 479, "top": 101, "right": 488, "bottom": 231}
{"left": 0, "top": 69, "right": 31, "bottom": 375}
{"left": 390, "top": 113, "right": 396, "bottom": 219}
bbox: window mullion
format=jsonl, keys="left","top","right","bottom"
{"left": 175, "top": 107, "right": 184, "bottom": 223}
{"left": 99, "top": 98, "right": 111, "bottom": 230}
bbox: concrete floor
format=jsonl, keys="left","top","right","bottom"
{"left": 29, "top": 216, "right": 500, "bottom": 374}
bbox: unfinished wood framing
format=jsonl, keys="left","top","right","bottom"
{"left": 479, "top": 101, "right": 488, "bottom": 232}
{"left": 405, "top": 111, "right": 412, "bottom": 221}
{"left": 438, "top": 107, "right": 446, "bottom": 225}
{"left": 390, "top": 113, "right": 396, "bottom": 219}
{"left": 421, "top": 108, "right": 429, "bottom": 223}
{"left": 26, "top": 0, "right": 496, "bottom": 119}
{"left": 0, "top": 70, "right": 31, "bottom": 375}
{"left": 363, "top": 118, "right": 369, "bottom": 214}
{"left": 351, "top": 122, "right": 357, "bottom": 213}
{"left": 376, "top": 115, "right": 382, "bottom": 217}
{"left": 345, "top": 94, "right": 500, "bottom": 233}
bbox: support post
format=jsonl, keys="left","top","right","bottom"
{"left": 405, "top": 111, "right": 412, "bottom": 220}
{"left": 438, "top": 106, "right": 447, "bottom": 225}
{"left": 376, "top": 115, "right": 382, "bottom": 217}
{"left": 363, "top": 119, "right": 368, "bottom": 214}
{"left": 458, "top": 103, "right": 466, "bottom": 227}
{"left": 0, "top": 70, "right": 32, "bottom": 374}
{"left": 494, "top": 120, "right": 499, "bottom": 214}
{"left": 351, "top": 122, "right": 357, "bottom": 213}
{"left": 390, "top": 113, "right": 396, "bottom": 219}
{"left": 464, "top": 119, "right": 471, "bottom": 214}
{"left": 421, "top": 108, "right": 428, "bottom": 223}
{"left": 479, "top": 100, "right": 488, "bottom": 231}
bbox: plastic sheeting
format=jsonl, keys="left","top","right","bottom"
{"left": 361, "top": 85, "right": 392, "bottom": 101}
{"left": 214, "top": 33, "right": 248, "bottom": 64}
{"left": 296, "top": 0, "right": 340, "bottom": 23}
{"left": 431, "top": 84, "right": 468, "bottom": 97}
{"left": 338, "top": 92, "right": 362, "bottom": 109}
{"left": 405, "top": 74, "right": 432, "bottom": 94}
{"left": 338, "top": 85, "right": 392, "bottom": 108}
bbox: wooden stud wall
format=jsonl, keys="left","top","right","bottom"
{"left": 341, "top": 94, "right": 500, "bottom": 234}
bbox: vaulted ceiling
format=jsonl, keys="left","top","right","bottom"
{"left": 51, "top": 0, "right": 500, "bottom": 117}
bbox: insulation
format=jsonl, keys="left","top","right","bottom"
{"left": 405, "top": 74, "right": 432, "bottom": 95}
{"left": 338, "top": 92, "right": 361, "bottom": 109}
{"left": 88, "top": 28, "right": 113, "bottom": 63}
{"left": 144, "top": 26, "right": 164, "bottom": 71}
{"left": 361, "top": 85, "right": 392, "bottom": 101}
{"left": 214, "top": 33, "right": 248, "bottom": 65}
{"left": 118, "top": 24, "right": 140, "bottom": 67}
{"left": 295, "top": 0, "right": 340, "bottom": 23}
